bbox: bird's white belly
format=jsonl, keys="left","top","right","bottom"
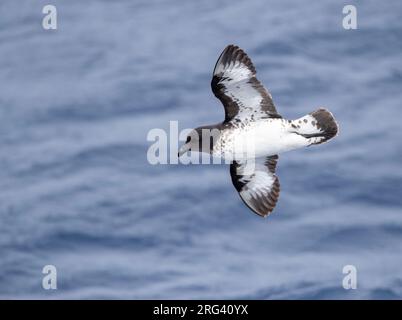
{"left": 213, "top": 119, "right": 307, "bottom": 160}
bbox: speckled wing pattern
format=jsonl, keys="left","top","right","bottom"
{"left": 230, "top": 155, "right": 280, "bottom": 217}
{"left": 211, "top": 45, "right": 281, "bottom": 123}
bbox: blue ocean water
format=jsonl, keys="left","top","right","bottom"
{"left": 0, "top": 0, "right": 402, "bottom": 299}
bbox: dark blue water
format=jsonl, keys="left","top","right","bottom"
{"left": 1, "top": 0, "right": 402, "bottom": 299}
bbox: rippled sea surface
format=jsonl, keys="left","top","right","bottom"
{"left": 1, "top": 0, "right": 402, "bottom": 299}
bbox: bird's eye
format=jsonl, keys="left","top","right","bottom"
{"left": 185, "top": 136, "right": 191, "bottom": 143}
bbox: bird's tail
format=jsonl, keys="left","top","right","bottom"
{"left": 292, "top": 108, "right": 339, "bottom": 145}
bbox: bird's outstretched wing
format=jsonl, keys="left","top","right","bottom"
{"left": 230, "top": 155, "right": 280, "bottom": 217}
{"left": 211, "top": 45, "right": 281, "bottom": 123}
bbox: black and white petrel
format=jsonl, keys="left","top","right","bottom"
{"left": 178, "top": 45, "right": 339, "bottom": 218}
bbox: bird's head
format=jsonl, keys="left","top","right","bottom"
{"left": 178, "top": 126, "right": 221, "bottom": 158}
{"left": 178, "top": 129, "right": 201, "bottom": 157}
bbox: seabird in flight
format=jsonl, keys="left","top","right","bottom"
{"left": 178, "top": 45, "right": 339, "bottom": 217}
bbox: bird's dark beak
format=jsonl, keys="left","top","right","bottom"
{"left": 178, "top": 143, "right": 190, "bottom": 158}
